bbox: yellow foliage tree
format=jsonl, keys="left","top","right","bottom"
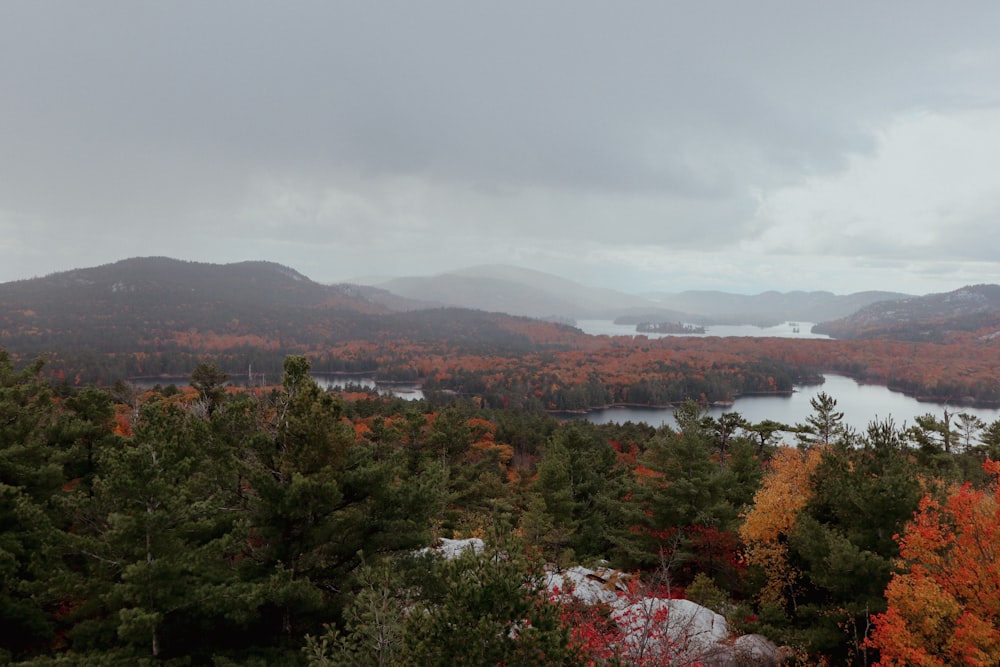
{"left": 739, "top": 445, "right": 824, "bottom": 609}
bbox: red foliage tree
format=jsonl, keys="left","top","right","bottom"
{"left": 869, "top": 460, "right": 1000, "bottom": 666}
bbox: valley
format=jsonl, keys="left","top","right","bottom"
{"left": 4, "top": 258, "right": 1000, "bottom": 665}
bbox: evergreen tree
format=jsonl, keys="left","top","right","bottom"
{"left": 979, "top": 418, "right": 1000, "bottom": 461}
{"left": 717, "top": 437, "right": 765, "bottom": 515}
{"left": 190, "top": 362, "right": 229, "bottom": 416}
{"left": 631, "top": 401, "right": 733, "bottom": 572}
{"left": 528, "top": 422, "right": 630, "bottom": 565}
{"left": 398, "top": 542, "right": 581, "bottom": 667}
{"left": 0, "top": 484, "right": 60, "bottom": 661}
{"left": 66, "top": 398, "right": 249, "bottom": 662}
{"left": 0, "top": 352, "right": 66, "bottom": 660}
{"left": 243, "top": 356, "right": 444, "bottom": 645}
{"left": 751, "top": 419, "right": 923, "bottom": 661}
{"left": 529, "top": 438, "right": 580, "bottom": 566}
{"left": 303, "top": 560, "right": 411, "bottom": 667}
{"left": 746, "top": 418, "right": 789, "bottom": 457}
{"left": 57, "top": 387, "right": 118, "bottom": 496}
{"left": 907, "top": 411, "right": 960, "bottom": 478}
{"left": 0, "top": 352, "right": 61, "bottom": 501}
{"left": 427, "top": 405, "right": 514, "bottom": 535}
{"left": 644, "top": 402, "right": 729, "bottom": 529}
{"left": 796, "top": 391, "right": 846, "bottom": 448}
{"left": 705, "top": 411, "right": 749, "bottom": 466}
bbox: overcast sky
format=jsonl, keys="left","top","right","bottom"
{"left": 3, "top": 2, "right": 1000, "bottom": 295}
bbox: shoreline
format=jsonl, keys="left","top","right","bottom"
{"left": 126, "top": 371, "right": 1000, "bottom": 411}
{"left": 546, "top": 390, "right": 796, "bottom": 416}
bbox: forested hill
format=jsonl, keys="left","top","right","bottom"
{"left": 8, "top": 258, "right": 1000, "bottom": 407}
{"left": 0, "top": 257, "right": 585, "bottom": 382}
{"left": 813, "top": 284, "right": 1000, "bottom": 342}
{"left": 1, "top": 256, "right": 385, "bottom": 312}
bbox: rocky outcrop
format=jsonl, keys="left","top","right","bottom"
{"left": 547, "top": 565, "right": 790, "bottom": 666}
{"left": 430, "top": 542, "right": 791, "bottom": 666}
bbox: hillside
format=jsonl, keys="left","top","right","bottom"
{"left": 0, "top": 257, "right": 584, "bottom": 382}
{"left": 813, "top": 284, "right": 1000, "bottom": 341}
{"left": 10, "top": 258, "right": 1000, "bottom": 407}
{"left": 0, "top": 256, "right": 382, "bottom": 311}
{"left": 0, "top": 257, "right": 382, "bottom": 351}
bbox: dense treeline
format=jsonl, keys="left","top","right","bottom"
{"left": 12, "top": 320, "right": 1000, "bottom": 408}
{"left": 6, "top": 260, "right": 1000, "bottom": 405}
{"left": 3, "top": 348, "right": 1000, "bottom": 664}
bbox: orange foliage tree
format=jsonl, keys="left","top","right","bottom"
{"left": 869, "top": 460, "right": 1000, "bottom": 666}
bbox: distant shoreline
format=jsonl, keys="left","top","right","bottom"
{"left": 546, "top": 390, "right": 796, "bottom": 416}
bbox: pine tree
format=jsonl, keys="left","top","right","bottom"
{"left": 68, "top": 398, "right": 248, "bottom": 661}
{"left": 398, "top": 541, "right": 582, "bottom": 667}
{"left": 243, "top": 356, "right": 445, "bottom": 644}
{"left": 0, "top": 351, "right": 65, "bottom": 660}
{"left": 530, "top": 422, "right": 630, "bottom": 564}
{"left": 796, "top": 392, "right": 846, "bottom": 448}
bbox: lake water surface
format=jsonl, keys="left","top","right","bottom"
{"left": 309, "top": 374, "right": 425, "bottom": 400}
{"left": 574, "top": 319, "right": 830, "bottom": 340}
{"left": 572, "top": 374, "right": 1000, "bottom": 434}
{"left": 130, "top": 373, "right": 425, "bottom": 401}
{"left": 568, "top": 320, "right": 1000, "bottom": 433}
{"left": 130, "top": 320, "right": 994, "bottom": 431}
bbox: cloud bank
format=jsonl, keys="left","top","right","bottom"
{"left": 3, "top": 2, "right": 1000, "bottom": 294}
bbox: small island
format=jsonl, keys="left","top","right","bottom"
{"left": 635, "top": 321, "right": 706, "bottom": 334}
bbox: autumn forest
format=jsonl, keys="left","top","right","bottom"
{"left": 3, "top": 259, "right": 1000, "bottom": 665}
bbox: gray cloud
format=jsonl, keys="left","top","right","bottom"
{"left": 2, "top": 1, "right": 1000, "bottom": 293}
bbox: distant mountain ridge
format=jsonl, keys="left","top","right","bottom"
{"left": 646, "top": 289, "right": 912, "bottom": 325}
{"left": 2, "top": 256, "right": 993, "bottom": 395}
{"left": 371, "top": 265, "right": 910, "bottom": 324}
{"left": 374, "top": 265, "right": 659, "bottom": 319}
{"left": 813, "top": 284, "right": 1000, "bottom": 341}
{"left": 6, "top": 258, "right": 918, "bottom": 328}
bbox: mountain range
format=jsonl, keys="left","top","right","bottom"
{"left": 4, "top": 257, "right": 998, "bottom": 357}
{"left": 0, "top": 258, "right": 588, "bottom": 382}
{"left": 367, "top": 265, "right": 910, "bottom": 324}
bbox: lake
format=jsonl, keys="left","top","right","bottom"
{"left": 574, "top": 319, "right": 830, "bottom": 340}
{"left": 130, "top": 373, "right": 425, "bottom": 401}
{"left": 311, "top": 374, "right": 425, "bottom": 401}
{"left": 568, "top": 320, "right": 999, "bottom": 433}
{"left": 570, "top": 374, "right": 1000, "bottom": 434}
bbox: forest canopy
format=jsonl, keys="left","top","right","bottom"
{"left": 3, "top": 350, "right": 1000, "bottom": 664}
